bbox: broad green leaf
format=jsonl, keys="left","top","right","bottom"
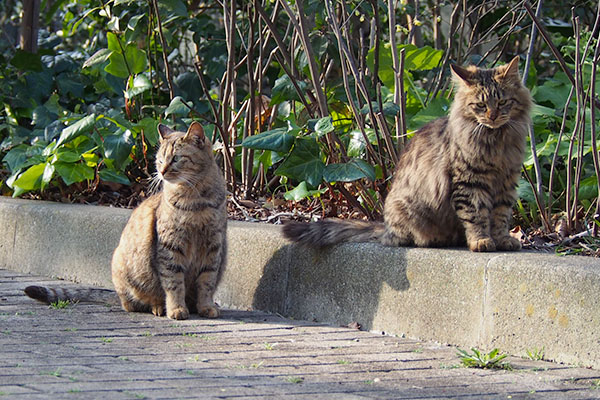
{"left": 13, "top": 163, "right": 46, "bottom": 191}
{"left": 99, "top": 168, "right": 130, "bottom": 185}
{"left": 125, "top": 44, "right": 147, "bottom": 75}
{"left": 56, "top": 114, "right": 96, "bottom": 148}
{"left": 323, "top": 159, "right": 376, "bottom": 183}
{"left": 103, "top": 130, "right": 134, "bottom": 167}
{"left": 107, "top": 32, "right": 122, "bottom": 53}
{"left": 409, "top": 98, "right": 450, "bottom": 130}
{"left": 270, "top": 75, "right": 308, "bottom": 105}
{"left": 284, "top": 181, "right": 327, "bottom": 201}
{"left": 82, "top": 152, "right": 100, "bottom": 167}
{"left": 137, "top": 117, "right": 159, "bottom": 146}
{"left": 125, "top": 74, "right": 152, "bottom": 98}
{"left": 83, "top": 48, "right": 112, "bottom": 69}
{"left": 105, "top": 44, "right": 147, "bottom": 78}
{"left": 53, "top": 149, "right": 82, "bottom": 163}
{"left": 10, "top": 50, "right": 43, "bottom": 72}
{"left": 367, "top": 44, "right": 443, "bottom": 92}
{"left": 41, "top": 163, "right": 55, "bottom": 191}
{"left": 164, "top": 96, "right": 193, "bottom": 116}
{"left": 314, "top": 116, "right": 334, "bottom": 137}
{"left": 55, "top": 162, "right": 95, "bottom": 186}
{"left": 242, "top": 128, "right": 295, "bottom": 153}
{"left": 275, "top": 138, "right": 324, "bottom": 187}
{"left": 159, "top": 0, "right": 188, "bottom": 17}
{"left": 2, "top": 145, "right": 28, "bottom": 171}
{"left": 579, "top": 176, "right": 598, "bottom": 200}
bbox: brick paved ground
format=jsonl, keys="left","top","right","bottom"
{"left": 1, "top": 269, "right": 600, "bottom": 399}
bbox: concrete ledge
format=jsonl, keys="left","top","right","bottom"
{"left": 1, "top": 197, "right": 599, "bottom": 368}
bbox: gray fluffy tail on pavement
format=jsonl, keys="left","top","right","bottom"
{"left": 282, "top": 219, "right": 385, "bottom": 248}
{"left": 24, "top": 285, "right": 119, "bottom": 305}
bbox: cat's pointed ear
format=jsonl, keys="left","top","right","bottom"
{"left": 184, "top": 121, "right": 206, "bottom": 142}
{"left": 499, "top": 56, "right": 521, "bottom": 81}
{"left": 158, "top": 124, "right": 175, "bottom": 141}
{"left": 450, "top": 64, "right": 475, "bottom": 86}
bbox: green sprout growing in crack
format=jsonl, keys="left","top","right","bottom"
{"left": 457, "top": 348, "right": 512, "bottom": 370}
{"left": 49, "top": 299, "right": 73, "bottom": 309}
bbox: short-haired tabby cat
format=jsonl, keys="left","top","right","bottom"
{"left": 25, "top": 121, "right": 228, "bottom": 320}
{"left": 283, "top": 56, "right": 531, "bottom": 252}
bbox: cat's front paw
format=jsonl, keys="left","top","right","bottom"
{"left": 468, "top": 238, "right": 496, "bottom": 252}
{"left": 151, "top": 304, "right": 165, "bottom": 317}
{"left": 495, "top": 236, "right": 522, "bottom": 251}
{"left": 198, "top": 304, "right": 220, "bottom": 319}
{"left": 167, "top": 306, "right": 190, "bottom": 320}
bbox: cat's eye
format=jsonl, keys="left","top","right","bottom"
{"left": 498, "top": 99, "right": 507, "bottom": 106}
{"left": 173, "top": 155, "right": 182, "bottom": 163}
{"left": 476, "top": 102, "right": 486, "bottom": 109}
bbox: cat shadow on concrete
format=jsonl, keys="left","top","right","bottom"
{"left": 252, "top": 242, "right": 410, "bottom": 332}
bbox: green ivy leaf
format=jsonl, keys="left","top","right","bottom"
{"left": 56, "top": 114, "right": 97, "bottom": 148}
{"left": 13, "top": 163, "right": 46, "bottom": 192}
{"left": 270, "top": 75, "right": 308, "bottom": 105}
{"left": 275, "top": 138, "right": 324, "bottom": 187}
{"left": 323, "top": 159, "right": 376, "bottom": 183}
{"left": 242, "top": 128, "right": 295, "bottom": 153}
{"left": 83, "top": 48, "right": 112, "bottom": 69}
{"left": 367, "top": 44, "right": 443, "bottom": 91}
{"left": 125, "top": 74, "right": 152, "bottom": 98}
{"left": 53, "top": 149, "right": 82, "bottom": 163}
{"left": 99, "top": 168, "right": 130, "bottom": 185}
{"left": 164, "top": 96, "right": 194, "bottom": 116}
{"left": 137, "top": 117, "right": 159, "bottom": 146}
{"left": 10, "top": 50, "right": 43, "bottom": 72}
{"left": 105, "top": 42, "right": 147, "bottom": 78}
{"left": 103, "top": 129, "right": 134, "bottom": 167}
{"left": 41, "top": 163, "right": 55, "bottom": 191}
{"left": 2, "top": 145, "right": 28, "bottom": 171}
{"left": 314, "top": 116, "right": 334, "bottom": 137}
{"left": 55, "top": 162, "right": 95, "bottom": 186}
{"left": 284, "top": 181, "right": 327, "bottom": 201}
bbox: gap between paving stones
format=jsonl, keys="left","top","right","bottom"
{"left": 0, "top": 197, "right": 599, "bottom": 369}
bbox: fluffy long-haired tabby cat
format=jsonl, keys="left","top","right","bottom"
{"left": 25, "top": 121, "right": 228, "bottom": 320}
{"left": 284, "top": 56, "right": 531, "bottom": 252}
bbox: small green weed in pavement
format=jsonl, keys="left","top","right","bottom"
{"left": 457, "top": 348, "right": 512, "bottom": 370}
{"left": 100, "top": 337, "right": 113, "bottom": 344}
{"left": 525, "top": 347, "right": 545, "bottom": 361}
{"left": 49, "top": 300, "right": 73, "bottom": 309}
{"left": 41, "top": 368, "right": 62, "bottom": 378}
{"left": 336, "top": 359, "right": 351, "bottom": 365}
{"left": 264, "top": 342, "right": 275, "bottom": 350}
{"left": 285, "top": 376, "right": 304, "bottom": 384}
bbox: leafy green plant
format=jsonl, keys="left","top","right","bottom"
{"left": 457, "top": 348, "right": 512, "bottom": 370}
{"left": 525, "top": 347, "right": 545, "bottom": 361}
{"left": 49, "top": 299, "right": 73, "bottom": 309}
{"left": 285, "top": 376, "right": 304, "bottom": 384}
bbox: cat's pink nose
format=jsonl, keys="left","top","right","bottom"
{"left": 488, "top": 109, "right": 499, "bottom": 121}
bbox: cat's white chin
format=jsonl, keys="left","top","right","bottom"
{"left": 480, "top": 121, "right": 508, "bottom": 130}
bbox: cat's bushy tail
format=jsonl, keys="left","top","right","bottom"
{"left": 282, "top": 219, "right": 384, "bottom": 248}
{"left": 24, "top": 285, "right": 119, "bottom": 305}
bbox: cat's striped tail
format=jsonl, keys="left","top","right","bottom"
{"left": 24, "top": 285, "right": 118, "bottom": 305}
{"left": 282, "top": 219, "right": 385, "bottom": 248}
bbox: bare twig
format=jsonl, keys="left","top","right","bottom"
{"left": 150, "top": 0, "right": 175, "bottom": 102}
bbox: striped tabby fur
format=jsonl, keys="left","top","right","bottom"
{"left": 283, "top": 57, "right": 531, "bottom": 252}
{"left": 25, "top": 122, "right": 228, "bottom": 320}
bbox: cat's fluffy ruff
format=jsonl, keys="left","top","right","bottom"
{"left": 283, "top": 57, "right": 532, "bottom": 252}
